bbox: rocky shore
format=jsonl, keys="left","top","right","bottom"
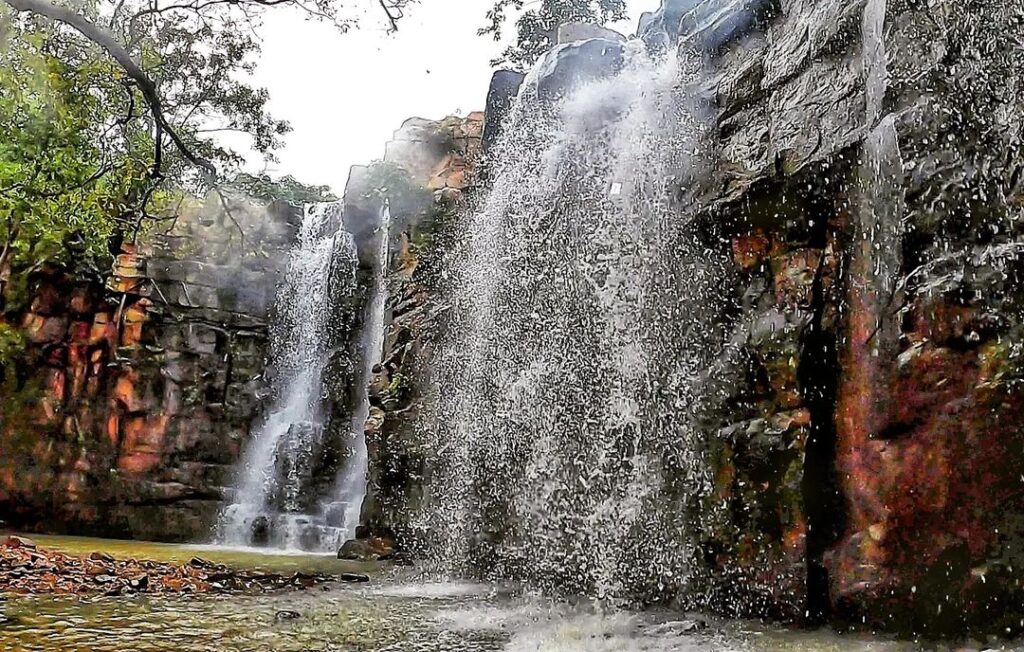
{"left": 0, "top": 536, "right": 365, "bottom": 597}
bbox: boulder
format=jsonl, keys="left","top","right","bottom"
{"left": 638, "top": 0, "right": 701, "bottom": 49}
{"left": 534, "top": 39, "right": 626, "bottom": 102}
{"left": 639, "top": 0, "right": 776, "bottom": 51}
{"left": 482, "top": 70, "right": 526, "bottom": 150}
{"left": 3, "top": 536, "right": 36, "bottom": 550}
{"left": 337, "top": 535, "right": 396, "bottom": 561}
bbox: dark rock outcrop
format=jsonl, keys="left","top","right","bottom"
{"left": 535, "top": 38, "right": 626, "bottom": 101}
{"left": 482, "top": 70, "right": 526, "bottom": 151}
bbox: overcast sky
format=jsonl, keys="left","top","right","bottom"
{"left": 239, "top": 0, "right": 661, "bottom": 193}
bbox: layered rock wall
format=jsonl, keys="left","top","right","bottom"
{"left": 0, "top": 198, "right": 299, "bottom": 541}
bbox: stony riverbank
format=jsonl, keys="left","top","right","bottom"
{"left": 0, "top": 535, "right": 367, "bottom": 597}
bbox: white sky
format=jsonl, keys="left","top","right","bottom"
{"left": 240, "top": 0, "right": 661, "bottom": 193}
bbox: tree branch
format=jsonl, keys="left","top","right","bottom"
{"left": 3, "top": 0, "right": 218, "bottom": 184}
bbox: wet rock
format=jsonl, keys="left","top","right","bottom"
{"left": 339, "top": 573, "right": 371, "bottom": 583}
{"left": 128, "top": 574, "right": 149, "bottom": 591}
{"left": 0, "top": 543, "right": 337, "bottom": 597}
{"left": 678, "top": 0, "right": 777, "bottom": 52}
{"left": 534, "top": 39, "right": 625, "bottom": 102}
{"left": 275, "top": 610, "right": 301, "bottom": 622}
{"left": 640, "top": 0, "right": 776, "bottom": 52}
{"left": 337, "top": 536, "right": 396, "bottom": 562}
{"left": 483, "top": 70, "right": 526, "bottom": 150}
{"left": 251, "top": 516, "right": 271, "bottom": 547}
{"left": 638, "top": 0, "right": 700, "bottom": 49}
{"left": 2, "top": 536, "right": 35, "bottom": 550}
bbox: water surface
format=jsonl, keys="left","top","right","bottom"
{"left": 0, "top": 536, "right": 1015, "bottom": 651}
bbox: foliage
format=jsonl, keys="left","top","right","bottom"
{"left": 0, "top": 0, "right": 411, "bottom": 311}
{"left": 228, "top": 173, "right": 337, "bottom": 204}
{"left": 0, "top": 322, "right": 25, "bottom": 364}
{"left": 481, "top": 0, "right": 628, "bottom": 69}
{"left": 0, "top": 20, "right": 152, "bottom": 278}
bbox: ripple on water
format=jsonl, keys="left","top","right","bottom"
{"left": 0, "top": 582, "right": 1014, "bottom": 652}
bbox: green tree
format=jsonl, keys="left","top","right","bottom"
{"left": 0, "top": 0, "right": 408, "bottom": 299}
{"left": 0, "top": 22, "right": 156, "bottom": 298}
{"left": 482, "top": 0, "right": 628, "bottom": 70}
{"left": 229, "top": 173, "right": 338, "bottom": 204}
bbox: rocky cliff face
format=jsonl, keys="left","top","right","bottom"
{"left": 357, "top": 0, "right": 1024, "bottom": 636}
{"left": 0, "top": 197, "right": 299, "bottom": 541}
{"left": 353, "top": 114, "right": 484, "bottom": 544}
{"left": 693, "top": 0, "right": 1024, "bottom": 634}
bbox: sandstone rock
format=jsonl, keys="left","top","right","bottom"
{"left": 337, "top": 535, "right": 396, "bottom": 561}
{"left": 3, "top": 536, "right": 36, "bottom": 550}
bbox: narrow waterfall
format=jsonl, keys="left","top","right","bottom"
{"left": 216, "top": 203, "right": 359, "bottom": 551}
{"left": 418, "top": 43, "right": 733, "bottom": 598}
{"left": 327, "top": 203, "right": 392, "bottom": 536}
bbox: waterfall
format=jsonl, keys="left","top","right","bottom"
{"left": 327, "top": 203, "right": 392, "bottom": 537}
{"left": 216, "top": 203, "right": 359, "bottom": 552}
{"left": 417, "top": 42, "right": 732, "bottom": 599}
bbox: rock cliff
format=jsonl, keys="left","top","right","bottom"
{"left": 0, "top": 197, "right": 299, "bottom": 541}
{"left": 355, "top": 0, "right": 1024, "bottom": 636}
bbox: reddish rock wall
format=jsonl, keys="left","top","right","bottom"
{"left": 0, "top": 198, "right": 299, "bottom": 542}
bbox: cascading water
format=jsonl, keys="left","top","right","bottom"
{"left": 325, "top": 203, "right": 392, "bottom": 536}
{"left": 216, "top": 203, "right": 359, "bottom": 551}
{"left": 417, "top": 42, "right": 734, "bottom": 599}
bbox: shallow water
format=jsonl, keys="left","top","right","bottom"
{"left": 0, "top": 536, "right": 1018, "bottom": 651}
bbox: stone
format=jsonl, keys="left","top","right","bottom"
{"left": 534, "top": 39, "right": 626, "bottom": 102}
{"left": 251, "top": 516, "right": 271, "bottom": 547}
{"left": 337, "top": 539, "right": 371, "bottom": 561}
{"left": 482, "top": 70, "right": 526, "bottom": 150}
{"left": 128, "top": 574, "right": 149, "bottom": 590}
{"left": 678, "top": 0, "right": 778, "bottom": 52}
{"left": 337, "top": 535, "right": 396, "bottom": 561}
{"left": 638, "top": 0, "right": 701, "bottom": 49}
{"left": 275, "top": 610, "right": 301, "bottom": 622}
{"left": 640, "top": 0, "right": 776, "bottom": 52}
{"left": 3, "top": 536, "right": 36, "bottom": 550}
{"left": 339, "top": 573, "right": 371, "bottom": 583}
{"left": 556, "top": 22, "right": 626, "bottom": 45}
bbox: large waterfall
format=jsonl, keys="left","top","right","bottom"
{"left": 216, "top": 204, "right": 362, "bottom": 551}
{"left": 417, "top": 42, "right": 734, "bottom": 598}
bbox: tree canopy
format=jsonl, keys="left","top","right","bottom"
{"left": 481, "top": 0, "right": 628, "bottom": 70}
{"left": 0, "top": 0, "right": 406, "bottom": 299}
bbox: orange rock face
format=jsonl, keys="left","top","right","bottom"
{"left": 0, "top": 200, "right": 298, "bottom": 542}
